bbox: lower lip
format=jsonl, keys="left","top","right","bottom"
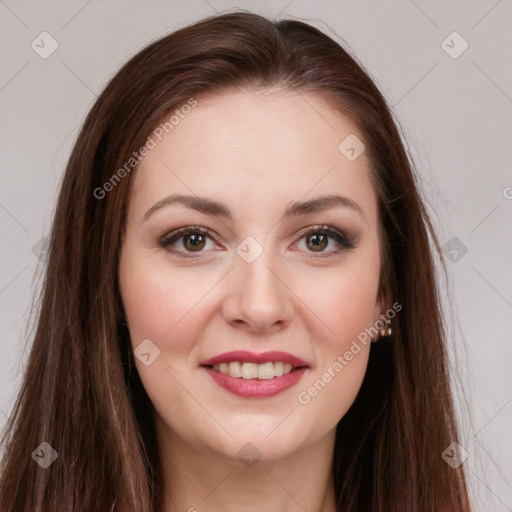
{"left": 203, "top": 366, "right": 308, "bottom": 398}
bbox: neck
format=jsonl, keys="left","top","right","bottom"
{"left": 153, "top": 414, "right": 338, "bottom": 512}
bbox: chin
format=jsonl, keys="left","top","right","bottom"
{"left": 200, "top": 416, "right": 315, "bottom": 462}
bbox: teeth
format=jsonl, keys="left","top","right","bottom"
{"left": 211, "top": 361, "right": 296, "bottom": 379}
{"left": 257, "top": 362, "right": 274, "bottom": 380}
{"left": 242, "top": 362, "right": 258, "bottom": 379}
{"left": 228, "top": 361, "right": 242, "bottom": 378}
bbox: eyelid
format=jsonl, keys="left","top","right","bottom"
{"left": 295, "top": 224, "right": 348, "bottom": 240}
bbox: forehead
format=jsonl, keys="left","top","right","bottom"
{"left": 128, "top": 89, "right": 378, "bottom": 225}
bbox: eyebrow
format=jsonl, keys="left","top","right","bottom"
{"left": 143, "top": 193, "right": 365, "bottom": 222}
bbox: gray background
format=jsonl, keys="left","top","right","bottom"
{"left": 1, "top": 0, "right": 511, "bottom": 509}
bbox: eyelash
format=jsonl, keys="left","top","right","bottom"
{"left": 158, "top": 225, "right": 356, "bottom": 259}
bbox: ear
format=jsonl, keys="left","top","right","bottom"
{"left": 371, "top": 286, "right": 393, "bottom": 343}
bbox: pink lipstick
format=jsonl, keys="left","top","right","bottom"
{"left": 201, "top": 350, "right": 309, "bottom": 398}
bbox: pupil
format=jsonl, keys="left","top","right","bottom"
{"left": 185, "top": 234, "right": 204, "bottom": 251}
{"left": 309, "top": 233, "right": 326, "bottom": 251}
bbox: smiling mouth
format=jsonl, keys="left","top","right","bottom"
{"left": 204, "top": 361, "right": 304, "bottom": 380}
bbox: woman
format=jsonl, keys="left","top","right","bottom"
{"left": 0, "top": 11, "right": 472, "bottom": 512}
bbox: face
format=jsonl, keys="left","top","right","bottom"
{"left": 118, "top": 88, "right": 386, "bottom": 462}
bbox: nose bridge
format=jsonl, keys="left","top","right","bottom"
{"left": 223, "top": 237, "right": 293, "bottom": 331}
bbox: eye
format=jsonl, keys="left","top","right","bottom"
{"left": 158, "top": 226, "right": 220, "bottom": 257}
{"left": 158, "top": 224, "right": 356, "bottom": 258}
{"left": 294, "top": 225, "right": 356, "bottom": 256}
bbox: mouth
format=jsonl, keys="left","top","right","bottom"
{"left": 205, "top": 361, "right": 300, "bottom": 379}
{"left": 200, "top": 350, "right": 309, "bottom": 398}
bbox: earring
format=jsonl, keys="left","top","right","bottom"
{"left": 379, "top": 318, "right": 392, "bottom": 337}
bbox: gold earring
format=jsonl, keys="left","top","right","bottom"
{"left": 379, "top": 318, "right": 392, "bottom": 337}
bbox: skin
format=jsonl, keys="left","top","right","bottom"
{"left": 118, "top": 88, "right": 389, "bottom": 512}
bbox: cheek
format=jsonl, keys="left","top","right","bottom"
{"left": 119, "top": 253, "right": 216, "bottom": 356}
{"left": 118, "top": 255, "right": 219, "bottom": 435}
{"left": 316, "top": 273, "right": 378, "bottom": 340}
{"left": 296, "top": 247, "right": 381, "bottom": 351}
{"left": 292, "top": 249, "right": 380, "bottom": 420}
{"left": 297, "top": 346, "right": 370, "bottom": 432}
{"left": 295, "top": 274, "right": 374, "bottom": 427}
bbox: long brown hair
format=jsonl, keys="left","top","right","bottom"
{"left": 0, "top": 11, "right": 471, "bottom": 511}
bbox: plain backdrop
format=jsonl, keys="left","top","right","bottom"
{"left": 1, "top": 1, "right": 511, "bottom": 510}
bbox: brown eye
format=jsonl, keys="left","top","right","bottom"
{"left": 159, "top": 226, "right": 217, "bottom": 257}
{"left": 183, "top": 233, "right": 206, "bottom": 251}
{"left": 295, "top": 226, "right": 356, "bottom": 257}
{"left": 306, "top": 233, "right": 328, "bottom": 251}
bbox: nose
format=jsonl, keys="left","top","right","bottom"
{"left": 221, "top": 247, "right": 294, "bottom": 334}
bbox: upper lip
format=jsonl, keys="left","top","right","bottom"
{"left": 200, "top": 350, "right": 309, "bottom": 368}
